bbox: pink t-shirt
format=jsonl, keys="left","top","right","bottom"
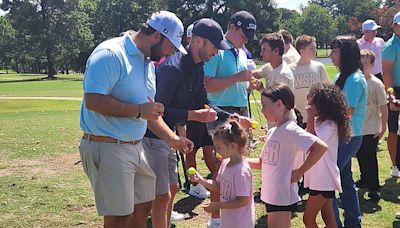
{"left": 357, "top": 36, "right": 385, "bottom": 75}
{"left": 304, "top": 120, "right": 342, "bottom": 192}
{"left": 216, "top": 159, "right": 255, "bottom": 228}
{"left": 260, "top": 120, "right": 318, "bottom": 206}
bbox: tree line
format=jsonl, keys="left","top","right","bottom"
{"left": 0, "top": 0, "right": 399, "bottom": 78}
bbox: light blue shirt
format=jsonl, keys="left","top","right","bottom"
{"left": 382, "top": 34, "right": 400, "bottom": 86}
{"left": 336, "top": 71, "right": 367, "bottom": 136}
{"left": 80, "top": 35, "right": 156, "bottom": 141}
{"left": 203, "top": 42, "right": 248, "bottom": 107}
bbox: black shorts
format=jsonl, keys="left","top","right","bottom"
{"left": 309, "top": 189, "right": 335, "bottom": 199}
{"left": 186, "top": 121, "right": 213, "bottom": 149}
{"left": 265, "top": 203, "right": 298, "bottom": 212}
{"left": 388, "top": 87, "right": 400, "bottom": 133}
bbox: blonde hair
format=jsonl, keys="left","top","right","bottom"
{"left": 360, "top": 49, "right": 375, "bottom": 64}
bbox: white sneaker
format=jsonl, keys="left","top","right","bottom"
{"left": 189, "top": 184, "right": 210, "bottom": 199}
{"left": 390, "top": 166, "right": 400, "bottom": 177}
{"left": 171, "top": 211, "right": 185, "bottom": 222}
{"left": 207, "top": 218, "right": 221, "bottom": 228}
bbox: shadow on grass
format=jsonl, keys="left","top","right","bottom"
{"left": 380, "top": 176, "right": 400, "bottom": 204}
{"left": 173, "top": 195, "right": 204, "bottom": 218}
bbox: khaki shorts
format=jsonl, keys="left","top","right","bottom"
{"left": 79, "top": 139, "right": 156, "bottom": 216}
{"left": 142, "top": 137, "right": 178, "bottom": 195}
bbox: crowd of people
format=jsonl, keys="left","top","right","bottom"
{"left": 78, "top": 9, "right": 400, "bottom": 228}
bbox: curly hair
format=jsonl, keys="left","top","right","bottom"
{"left": 213, "top": 116, "right": 248, "bottom": 149}
{"left": 308, "top": 83, "right": 351, "bottom": 142}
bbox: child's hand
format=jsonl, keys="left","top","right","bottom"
{"left": 291, "top": 169, "right": 303, "bottom": 183}
{"left": 188, "top": 168, "right": 202, "bottom": 183}
{"left": 202, "top": 202, "right": 219, "bottom": 213}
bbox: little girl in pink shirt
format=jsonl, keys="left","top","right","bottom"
{"left": 247, "top": 83, "right": 328, "bottom": 228}
{"left": 303, "top": 83, "right": 350, "bottom": 228}
{"left": 189, "top": 117, "right": 255, "bottom": 228}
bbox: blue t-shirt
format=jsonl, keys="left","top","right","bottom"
{"left": 382, "top": 33, "right": 400, "bottom": 87}
{"left": 203, "top": 42, "right": 248, "bottom": 107}
{"left": 80, "top": 35, "right": 156, "bottom": 141}
{"left": 336, "top": 71, "right": 367, "bottom": 136}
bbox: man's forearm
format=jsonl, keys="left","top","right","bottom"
{"left": 147, "top": 117, "right": 177, "bottom": 143}
{"left": 204, "top": 75, "right": 239, "bottom": 92}
{"left": 85, "top": 93, "right": 139, "bottom": 117}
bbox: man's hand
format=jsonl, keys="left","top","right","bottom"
{"left": 188, "top": 108, "right": 218, "bottom": 123}
{"left": 167, "top": 135, "right": 194, "bottom": 153}
{"left": 140, "top": 102, "right": 164, "bottom": 120}
{"left": 236, "top": 70, "right": 252, "bottom": 82}
{"left": 248, "top": 77, "right": 262, "bottom": 91}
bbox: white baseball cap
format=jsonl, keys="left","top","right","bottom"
{"left": 146, "top": 11, "right": 187, "bottom": 54}
{"left": 187, "top": 24, "right": 194, "bottom": 38}
{"left": 394, "top": 12, "right": 400, "bottom": 24}
{"left": 362, "top": 19, "right": 381, "bottom": 31}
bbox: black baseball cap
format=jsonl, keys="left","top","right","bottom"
{"left": 229, "top": 11, "right": 257, "bottom": 41}
{"left": 192, "top": 18, "right": 230, "bottom": 50}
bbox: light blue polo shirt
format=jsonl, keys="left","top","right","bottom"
{"left": 80, "top": 35, "right": 156, "bottom": 141}
{"left": 335, "top": 71, "right": 367, "bottom": 136}
{"left": 382, "top": 33, "right": 400, "bottom": 87}
{"left": 203, "top": 42, "right": 248, "bottom": 107}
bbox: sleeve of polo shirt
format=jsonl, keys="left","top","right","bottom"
{"left": 343, "top": 75, "right": 366, "bottom": 109}
{"left": 155, "top": 66, "right": 189, "bottom": 125}
{"left": 83, "top": 49, "right": 121, "bottom": 95}
{"left": 382, "top": 43, "right": 396, "bottom": 62}
{"left": 203, "top": 53, "right": 220, "bottom": 77}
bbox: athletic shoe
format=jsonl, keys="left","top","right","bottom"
{"left": 171, "top": 211, "right": 185, "bottom": 222}
{"left": 390, "top": 166, "right": 400, "bottom": 177}
{"left": 396, "top": 212, "right": 400, "bottom": 219}
{"left": 355, "top": 180, "right": 367, "bottom": 189}
{"left": 207, "top": 218, "right": 221, "bottom": 228}
{"left": 189, "top": 184, "right": 210, "bottom": 199}
{"left": 368, "top": 191, "right": 381, "bottom": 200}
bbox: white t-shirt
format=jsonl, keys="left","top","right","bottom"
{"left": 260, "top": 62, "right": 294, "bottom": 90}
{"left": 283, "top": 47, "right": 301, "bottom": 65}
{"left": 260, "top": 62, "right": 296, "bottom": 128}
{"left": 304, "top": 120, "right": 342, "bottom": 192}
{"left": 289, "top": 60, "right": 330, "bottom": 123}
{"left": 260, "top": 120, "right": 318, "bottom": 206}
{"left": 363, "top": 75, "right": 387, "bottom": 135}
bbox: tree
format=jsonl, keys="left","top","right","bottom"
{"left": 298, "top": 4, "right": 337, "bottom": 48}
{"left": 275, "top": 8, "right": 301, "bottom": 38}
{"left": 0, "top": 16, "right": 15, "bottom": 73}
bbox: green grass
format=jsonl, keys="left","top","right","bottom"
{"left": 0, "top": 69, "right": 399, "bottom": 227}
{"left": 317, "top": 48, "right": 331, "bottom": 58}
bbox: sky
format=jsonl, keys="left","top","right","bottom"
{"left": 275, "top": 0, "right": 309, "bottom": 11}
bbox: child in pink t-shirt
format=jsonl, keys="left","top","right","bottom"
{"left": 189, "top": 118, "right": 255, "bottom": 228}
{"left": 304, "top": 83, "right": 351, "bottom": 227}
{"left": 247, "top": 83, "right": 328, "bottom": 228}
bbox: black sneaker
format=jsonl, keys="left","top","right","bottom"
{"left": 368, "top": 191, "right": 381, "bottom": 200}
{"left": 355, "top": 180, "right": 367, "bottom": 189}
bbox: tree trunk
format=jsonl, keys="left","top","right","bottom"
{"left": 46, "top": 43, "right": 56, "bottom": 78}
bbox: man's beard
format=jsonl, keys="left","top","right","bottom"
{"left": 150, "top": 36, "right": 165, "bottom": 61}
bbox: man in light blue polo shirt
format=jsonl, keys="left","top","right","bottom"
{"left": 382, "top": 11, "right": 400, "bottom": 178}
{"left": 203, "top": 10, "right": 259, "bottom": 227}
{"left": 79, "top": 11, "right": 193, "bottom": 228}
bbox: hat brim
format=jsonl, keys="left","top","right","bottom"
{"left": 172, "top": 41, "right": 188, "bottom": 54}
{"left": 244, "top": 30, "right": 256, "bottom": 42}
{"left": 368, "top": 25, "right": 381, "bottom": 30}
{"left": 209, "top": 39, "right": 230, "bottom": 50}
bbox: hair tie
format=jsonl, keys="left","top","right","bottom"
{"left": 224, "top": 123, "right": 232, "bottom": 134}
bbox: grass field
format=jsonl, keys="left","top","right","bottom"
{"left": 0, "top": 66, "right": 399, "bottom": 227}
